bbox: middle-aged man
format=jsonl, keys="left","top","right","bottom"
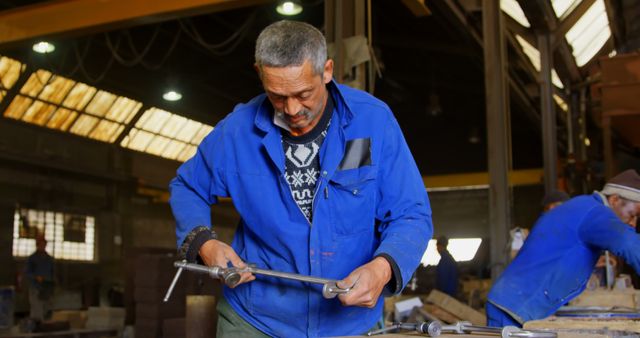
{"left": 487, "top": 169, "right": 640, "bottom": 327}
{"left": 169, "top": 20, "right": 432, "bottom": 337}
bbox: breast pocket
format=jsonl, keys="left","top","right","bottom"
{"left": 328, "top": 165, "right": 377, "bottom": 237}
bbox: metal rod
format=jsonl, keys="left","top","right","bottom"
{"left": 248, "top": 267, "right": 339, "bottom": 285}
{"left": 163, "top": 261, "right": 185, "bottom": 302}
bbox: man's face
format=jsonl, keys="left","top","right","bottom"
{"left": 610, "top": 195, "right": 640, "bottom": 225}
{"left": 258, "top": 59, "right": 333, "bottom": 136}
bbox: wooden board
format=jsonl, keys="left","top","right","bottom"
{"left": 525, "top": 316, "right": 640, "bottom": 334}
{"left": 425, "top": 290, "right": 486, "bottom": 325}
{"left": 569, "top": 288, "right": 640, "bottom": 309}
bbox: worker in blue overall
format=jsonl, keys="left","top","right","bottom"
{"left": 169, "top": 20, "right": 433, "bottom": 337}
{"left": 487, "top": 169, "right": 640, "bottom": 327}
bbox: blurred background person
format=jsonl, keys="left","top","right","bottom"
{"left": 435, "top": 236, "right": 458, "bottom": 297}
{"left": 25, "top": 234, "right": 55, "bottom": 321}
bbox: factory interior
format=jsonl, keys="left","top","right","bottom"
{"left": 0, "top": 0, "right": 640, "bottom": 337}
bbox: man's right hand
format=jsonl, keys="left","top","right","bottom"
{"left": 198, "top": 239, "right": 255, "bottom": 287}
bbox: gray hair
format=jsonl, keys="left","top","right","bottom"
{"left": 255, "top": 20, "right": 327, "bottom": 75}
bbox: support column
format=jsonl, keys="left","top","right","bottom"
{"left": 539, "top": 33, "right": 557, "bottom": 194}
{"left": 483, "top": 0, "right": 512, "bottom": 279}
{"left": 324, "top": 0, "right": 370, "bottom": 91}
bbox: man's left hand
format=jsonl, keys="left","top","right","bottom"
{"left": 337, "top": 257, "right": 392, "bottom": 308}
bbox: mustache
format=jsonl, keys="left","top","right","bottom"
{"left": 275, "top": 109, "right": 312, "bottom": 119}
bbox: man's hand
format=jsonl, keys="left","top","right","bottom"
{"left": 198, "top": 239, "right": 255, "bottom": 287}
{"left": 337, "top": 257, "right": 392, "bottom": 308}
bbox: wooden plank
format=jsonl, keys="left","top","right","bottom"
{"left": 0, "top": 0, "right": 270, "bottom": 47}
{"left": 525, "top": 317, "right": 640, "bottom": 334}
{"left": 425, "top": 289, "right": 486, "bottom": 325}
{"left": 569, "top": 289, "right": 640, "bottom": 309}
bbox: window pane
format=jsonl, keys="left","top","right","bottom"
{"left": 120, "top": 129, "right": 134, "bottom": 147}
{"left": 106, "top": 97, "right": 142, "bottom": 123}
{"left": 162, "top": 140, "right": 187, "bottom": 160}
{"left": 501, "top": 0, "right": 530, "bottom": 27}
{"left": 192, "top": 125, "right": 213, "bottom": 145}
{"left": 551, "top": 0, "right": 583, "bottom": 18}
{"left": 159, "top": 114, "right": 188, "bottom": 138}
{"left": 128, "top": 129, "right": 154, "bottom": 151}
{"left": 109, "top": 124, "right": 125, "bottom": 143}
{"left": 4, "top": 95, "right": 33, "bottom": 120}
{"left": 174, "top": 119, "right": 202, "bottom": 142}
{"left": 146, "top": 135, "right": 171, "bottom": 156}
{"left": 85, "top": 91, "right": 116, "bottom": 117}
{"left": 0, "top": 56, "right": 23, "bottom": 90}
{"left": 69, "top": 114, "right": 99, "bottom": 136}
{"left": 20, "top": 70, "right": 51, "bottom": 97}
{"left": 565, "top": 0, "right": 611, "bottom": 67}
{"left": 47, "top": 108, "right": 78, "bottom": 131}
{"left": 89, "top": 119, "right": 123, "bottom": 142}
{"left": 139, "top": 108, "right": 171, "bottom": 133}
{"left": 13, "top": 208, "right": 96, "bottom": 262}
{"left": 38, "top": 75, "right": 75, "bottom": 104}
{"left": 177, "top": 144, "right": 197, "bottom": 162}
{"left": 62, "top": 83, "right": 97, "bottom": 111}
{"left": 22, "top": 101, "right": 56, "bottom": 126}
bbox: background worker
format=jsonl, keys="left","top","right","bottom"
{"left": 435, "top": 236, "right": 458, "bottom": 297}
{"left": 25, "top": 235, "right": 55, "bottom": 321}
{"left": 487, "top": 169, "right": 640, "bottom": 327}
{"left": 169, "top": 20, "right": 432, "bottom": 337}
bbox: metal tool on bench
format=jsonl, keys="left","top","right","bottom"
{"left": 367, "top": 321, "right": 442, "bottom": 336}
{"left": 367, "top": 320, "right": 557, "bottom": 337}
{"left": 163, "top": 260, "right": 351, "bottom": 302}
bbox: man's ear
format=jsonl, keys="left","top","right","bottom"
{"left": 323, "top": 59, "right": 334, "bottom": 84}
{"left": 254, "top": 64, "right": 262, "bottom": 79}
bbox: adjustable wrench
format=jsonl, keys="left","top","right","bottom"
{"left": 163, "top": 261, "right": 351, "bottom": 301}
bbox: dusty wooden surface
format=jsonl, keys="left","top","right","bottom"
{"left": 336, "top": 333, "right": 606, "bottom": 338}
{"left": 569, "top": 288, "right": 640, "bottom": 308}
{"left": 525, "top": 316, "right": 640, "bottom": 333}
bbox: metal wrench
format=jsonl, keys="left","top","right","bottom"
{"left": 163, "top": 261, "right": 351, "bottom": 301}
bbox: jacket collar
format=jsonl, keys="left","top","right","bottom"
{"left": 594, "top": 191, "right": 611, "bottom": 208}
{"left": 254, "top": 79, "right": 354, "bottom": 133}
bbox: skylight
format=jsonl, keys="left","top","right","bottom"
{"left": 515, "top": 35, "right": 565, "bottom": 88}
{"left": 120, "top": 108, "right": 213, "bottom": 162}
{"left": 565, "top": 0, "right": 611, "bottom": 67}
{"left": 0, "top": 56, "right": 23, "bottom": 104}
{"left": 3, "top": 70, "right": 142, "bottom": 143}
{"left": 421, "top": 238, "right": 483, "bottom": 266}
{"left": 501, "top": 0, "right": 531, "bottom": 27}
{"left": 551, "top": 0, "right": 583, "bottom": 19}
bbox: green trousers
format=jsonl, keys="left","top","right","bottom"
{"left": 216, "top": 297, "right": 270, "bottom": 338}
{"left": 216, "top": 296, "right": 383, "bottom": 337}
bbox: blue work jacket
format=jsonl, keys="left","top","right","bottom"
{"left": 488, "top": 193, "right": 640, "bottom": 323}
{"left": 169, "top": 82, "right": 432, "bottom": 337}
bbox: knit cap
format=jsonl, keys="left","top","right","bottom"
{"left": 602, "top": 169, "right": 640, "bottom": 202}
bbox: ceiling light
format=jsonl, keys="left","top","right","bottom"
{"left": 584, "top": 137, "right": 591, "bottom": 147}
{"left": 163, "top": 90, "right": 182, "bottom": 101}
{"left": 32, "top": 41, "right": 55, "bottom": 54}
{"left": 276, "top": 1, "right": 303, "bottom": 16}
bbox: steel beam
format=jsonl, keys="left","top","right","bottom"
{"left": 0, "top": 0, "right": 270, "bottom": 47}
{"left": 483, "top": 0, "right": 512, "bottom": 279}
{"left": 539, "top": 33, "right": 558, "bottom": 194}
